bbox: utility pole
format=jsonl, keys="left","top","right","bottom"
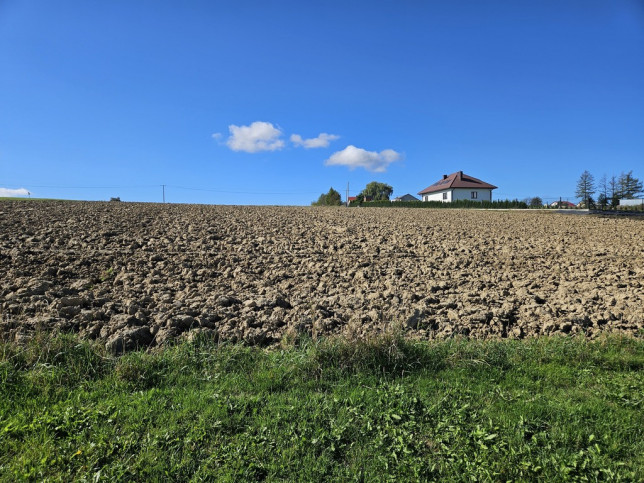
{"left": 346, "top": 182, "right": 349, "bottom": 207}
{"left": 162, "top": 185, "right": 165, "bottom": 203}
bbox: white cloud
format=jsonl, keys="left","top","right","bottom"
{"left": 291, "top": 132, "right": 340, "bottom": 149}
{"left": 211, "top": 132, "right": 222, "bottom": 141}
{"left": 324, "top": 145, "right": 402, "bottom": 172}
{"left": 0, "top": 187, "right": 29, "bottom": 197}
{"left": 225, "top": 121, "right": 284, "bottom": 153}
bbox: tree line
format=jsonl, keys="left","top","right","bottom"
{"left": 576, "top": 170, "right": 643, "bottom": 208}
{"left": 312, "top": 181, "right": 528, "bottom": 209}
{"left": 312, "top": 182, "right": 393, "bottom": 206}
{"left": 312, "top": 171, "right": 643, "bottom": 209}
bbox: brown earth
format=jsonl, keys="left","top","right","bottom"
{"left": 1, "top": 201, "right": 642, "bottom": 353}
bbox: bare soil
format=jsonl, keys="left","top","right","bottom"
{"left": 1, "top": 201, "right": 642, "bottom": 352}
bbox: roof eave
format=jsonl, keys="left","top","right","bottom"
{"left": 418, "top": 187, "right": 450, "bottom": 195}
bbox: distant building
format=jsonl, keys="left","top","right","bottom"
{"left": 392, "top": 194, "right": 419, "bottom": 202}
{"left": 550, "top": 201, "right": 576, "bottom": 208}
{"left": 348, "top": 196, "right": 373, "bottom": 203}
{"left": 619, "top": 198, "right": 644, "bottom": 207}
{"left": 418, "top": 171, "right": 497, "bottom": 202}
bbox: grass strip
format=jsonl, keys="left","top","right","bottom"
{"left": 1, "top": 332, "right": 642, "bottom": 481}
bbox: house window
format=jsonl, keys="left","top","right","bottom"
{"left": 471, "top": 191, "right": 478, "bottom": 199}
{"left": 442, "top": 192, "right": 448, "bottom": 200}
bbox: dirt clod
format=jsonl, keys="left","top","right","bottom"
{"left": 1, "top": 201, "right": 642, "bottom": 351}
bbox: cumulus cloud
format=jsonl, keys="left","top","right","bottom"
{"left": 290, "top": 133, "right": 340, "bottom": 149}
{"left": 0, "top": 187, "right": 29, "bottom": 197}
{"left": 324, "top": 145, "right": 402, "bottom": 172}
{"left": 225, "top": 121, "right": 284, "bottom": 153}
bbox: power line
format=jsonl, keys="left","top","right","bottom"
{"left": 167, "top": 185, "right": 322, "bottom": 195}
{"left": 16, "top": 184, "right": 160, "bottom": 189}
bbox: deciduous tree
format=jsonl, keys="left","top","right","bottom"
{"left": 598, "top": 174, "right": 608, "bottom": 200}
{"left": 609, "top": 175, "right": 618, "bottom": 199}
{"left": 359, "top": 181, "right": 393, "bottom": 201}
{"left": 529, "top": 197, "right": 543, "bottom": 208}
{"left": 597, "top": 193, "right": 608, "bottom": 209}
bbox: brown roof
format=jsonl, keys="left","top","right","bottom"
{"left": 418, "top": 171, "right": 497, "bottom": 195}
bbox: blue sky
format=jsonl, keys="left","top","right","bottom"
{"left": 1, "top": 0, "right": 643, "bottom": 204}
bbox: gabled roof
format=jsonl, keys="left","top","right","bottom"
{"left": 393, "top": 194, "right": 419, "bottom": 202}
{"left": 418, "top": 171, "right": 497, "bottom": 195}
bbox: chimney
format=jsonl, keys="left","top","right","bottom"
{"left": 458, "top": 171, "right": 463, "bottom": 179}
{"left": 442, "top": 174, "right": 447, "bottom": 180}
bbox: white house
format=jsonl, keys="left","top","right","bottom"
{"left": 418, "top": 171, "right": 497, "bottom": 202}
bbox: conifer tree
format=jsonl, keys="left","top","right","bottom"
{"left": 575, "top": 171, "right": 595, "bottom": 207}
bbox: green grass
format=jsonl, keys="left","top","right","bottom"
{"left": 1, "top": 332, "right": 642, "bottom": 481}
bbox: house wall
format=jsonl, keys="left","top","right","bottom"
{"left": 421, "top": 189, "right": 493, "bottom": 202}
{"left": 422, "top": 190, "right": 451, "bottom": 202}
{"left": 451, "top": 188, "right": 492, "bottom": 202}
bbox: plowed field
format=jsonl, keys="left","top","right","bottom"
{"left": 1, "top": 201, "right": 642, "bottom": 352}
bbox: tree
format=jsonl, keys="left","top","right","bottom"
{"left": 529, "top": 197, "right": 543, "bottom": 208}
{"left": 598, "top": 174, "right": 608, "bottom": 200}
{"left": 312, "top": 187, "right": 342, "bottom": 206}
{"left": 617, "top": 171, "right": 643, "bottom": 199}
{"left": 597, "top": 193, "right": 608, "bottom": 210}
{"left": 359, "top": 181, "right": 393, "bottom": 201}
{"left": 575, "top": 171, "right": 595, "bottom": 207}
{"left": 609, "top": 175, "right": 619, "bottom": 200}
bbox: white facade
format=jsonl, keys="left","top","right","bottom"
{"left": 619, "top": 199, "right": 644, "bottom": 207}
{"left": 452, "top": 188, "right": 492, "bottom": 202}
{"left": 421, "top": 188, "right": 493, "bottom": 202}
{"left": 422, "top": 190, "right": 451, "bottom": 202}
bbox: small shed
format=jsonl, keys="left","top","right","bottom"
{"left": 619, "top": 199, "right": 644, "bottom": 207}
{"left": 392, "top": 194, "right": 419, "bottom": 202}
